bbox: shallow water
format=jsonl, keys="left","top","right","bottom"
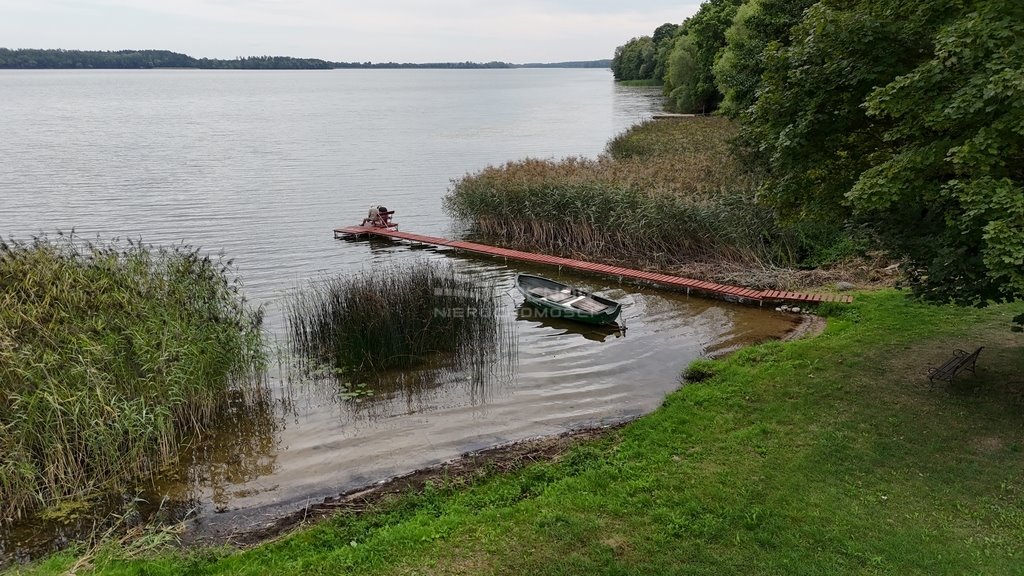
{"left": 0, "top": 69, "right": 794, "bottom": 559}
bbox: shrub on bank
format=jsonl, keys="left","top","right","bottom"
{"left": 0, "top": 234, "right": 264, "bottom": 519}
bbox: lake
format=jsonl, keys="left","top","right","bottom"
{"left": 0, "top": 69, "right": 794, "bottom": 558}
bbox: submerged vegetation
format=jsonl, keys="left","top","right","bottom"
{"left": 0, "top": 234, "right": 264, "bottom": 520}
{"left": 446, "top": 117, "right": 846, "bottom": 270}
{"left": 286, "top": 261, "right": 505, "bottom": 374}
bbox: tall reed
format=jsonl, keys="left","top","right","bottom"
{"left": 445, "top": 117, "right": 800, "bottom": 267}
{"left": 286, "top": 261, "right": 502, "bottom": 374}
{"left": 0, "top": 234, "right": 264, "bottom": 519}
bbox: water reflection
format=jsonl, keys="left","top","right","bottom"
{"left": 515, "top": 303, "right": 626, "bottom": 343}
{"left": 0, "top": 381, "right": 281, "bottom": 564}
{"left": 161, "top": 386, "right": 282, "bottom": 510}
{"left": 286, "top": 341, "right": 517, "bottom": 420}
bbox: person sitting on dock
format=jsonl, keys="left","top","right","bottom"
{"left": 361, "top": 205, "right": 393, "bottom": 228}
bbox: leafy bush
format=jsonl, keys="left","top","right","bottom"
{"left": 683, "top": 359, "right": 719, "bottom": 382}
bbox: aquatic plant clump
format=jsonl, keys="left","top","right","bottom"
{"left": 444, "top": 117, "right": 795, "bottom": 267}
{"left": 286, "top": 261, "right": 502, "bottom": 372}
{"left": 0, "top": 234, "right": 265, "bottom": 519}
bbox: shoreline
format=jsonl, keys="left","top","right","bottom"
{"left": 25, "top": 292, "right": 1024, "bottom": 574}
{"left": 182, "top": 423, "right": 631, "bottom": 549}
{"left": 175, "top": 313, "right": 824, "bottom": 551}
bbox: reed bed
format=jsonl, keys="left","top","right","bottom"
{"left": 0, "top": 234, "right": 264, "bottom": 520}
{"left": 444, "top": 117, "right": 796, "bottom": 268}
{"left": 286, "top": 261, "right": 504, "bottom": 374}
{"left": 606, "top": 116, "right": 740, "bottom": 161}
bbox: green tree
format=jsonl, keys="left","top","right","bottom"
{"left": 663, "top": 0, "right": 744, "bottom": 113}
{"left": 665, "top": 35, "right": 700, "bottom": 111}
{"left": 743, "top": 0, "right": 941, "bottom": 220}
{"left": 713, "top": 0, "right": 817, "bottom": 117}
{"left": 743, "top": 0, "right": 1023, "bottom": 304}
{"left": 851, "top": 1, "right": 1024, "bottom": 304}
{"left": 613, "top": 24, "right": 681, "bottom": 83}
{"left": 651, "top": 22, "right": 682, "bottom": 81}
{"left": 612, "top": 36, "right": 655, "bottom": 81}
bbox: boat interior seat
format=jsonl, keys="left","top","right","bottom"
{"left": 529, "top": 287, "right": 557, "bottom": 298}
{"left": 544, "top": 292, "right": 575, "bottom": 304}
{"left": 571, "top": 298, "right": 609, "bottom": 313}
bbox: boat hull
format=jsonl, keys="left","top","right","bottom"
{"left": 515, "top": 274, "right": 622, "bottom": 326}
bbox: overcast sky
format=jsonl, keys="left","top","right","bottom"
{"left": 1, "top": 0, "right": 701, "bottom": 63}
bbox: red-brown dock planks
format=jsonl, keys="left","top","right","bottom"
{"left": 333, "top": 226, "right": 853, "bottom": 306}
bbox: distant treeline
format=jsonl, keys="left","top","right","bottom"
{"left": 0, "top": 49, "right": 610, "bottom": 70}
{"left": 335, "top": 60, "right": 610, "bottom": 69}
{"left": 0, "top": 49, "right": 335, "bottom": 69}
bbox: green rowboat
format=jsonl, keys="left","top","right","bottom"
{"left": 515, "top": 273, "right": 622, "bottom": 326}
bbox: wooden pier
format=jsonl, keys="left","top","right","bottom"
{"left": 334, "top": 226, "right": 852, "bottom": 306}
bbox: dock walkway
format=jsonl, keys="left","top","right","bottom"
{"left": 334, "top": 226, "right": 852, "bottom": 306}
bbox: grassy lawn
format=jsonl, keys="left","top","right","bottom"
{"left": 15, "top": 291, "right": 1024, "bottom": 575}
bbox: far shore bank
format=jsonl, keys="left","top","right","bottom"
{"left": 0, "top": 49, "right": 611, "bottom": 71}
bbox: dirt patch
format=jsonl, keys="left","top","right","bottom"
{"left": 972, "top": 436, "right": 1006, "bottom": 453}
{"left": 600, "top": 535, "right": 633, "bottom": 557}
{"left": 181, "top": 423, "right": 629, "bottom": 549}
{"left": 781, "top": 314, "right": 827, "bottom": 342}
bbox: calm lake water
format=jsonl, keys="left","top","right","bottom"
{"left": 0, "top": 69, "right": 794, "bottom": 558}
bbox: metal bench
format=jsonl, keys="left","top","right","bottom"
{"left": 928, "top": 347, "right": 983, "bottom": 385}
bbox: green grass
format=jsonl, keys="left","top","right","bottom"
{"left": 18, "top": 291, "right": 1024, "bottom": 574}
{"left": 0, "top": 234, "right": 264, "bottom": 520}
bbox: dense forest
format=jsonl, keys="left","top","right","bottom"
{"left": 0, "top": 49, "right": 610, "bottom": 70}
{"left": 613, "top": 0, "right": 1024, "bottom": 310}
